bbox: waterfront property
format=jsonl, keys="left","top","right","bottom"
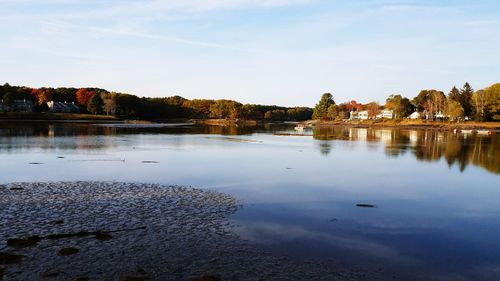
{"left": 376, "top": 109, "right": 394, "bottom": 119}
{"left": 349, "top": 110, "right": 369, "bottom": 120}
{"left": 409, "top": 111, "right": 421, "bottom": 120}
{"left": 0, "top": 99, "right": 34, "bottom": 112}
{"left": 47, "top": 101, "right": 81, "bottom": 113}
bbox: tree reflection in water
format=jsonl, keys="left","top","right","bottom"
{"left": 0, "top": 123, "right": 498, "bottom": 174}
{"left": 313, "top": 126, "right": 499, "bottom": 174}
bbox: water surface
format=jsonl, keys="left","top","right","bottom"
{"left": 0, "top": 123, "right": 499, "bottom": 281}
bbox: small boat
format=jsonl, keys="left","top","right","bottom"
{"left": 476, "top": 130, "right": 492, "bottom": 135}
{"left": 294, "top": 125, "right": 306, "bottom": 131}
{"left": 460, "top": 129, "right": 473, "bottom": 134}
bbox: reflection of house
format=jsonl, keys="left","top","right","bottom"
{"left": 375, "top": 129, "right": 393, "bottom": 143}
{"left": 409, "top": 112, "right": 421, "bottom": 120}
{"left": 376, "top": 110, "right": 393, "bottom": 119}
{"left": 47, "top": 101, "right": 81, "bottom": 113}
{"left": 0, "top": 99, "right": 34, "bottom": 112}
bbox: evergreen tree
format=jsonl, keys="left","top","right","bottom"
{"left": 313, "top": 93, "right": 335, "bottom": 120}
{"left": 460, "top": 82, "right": 474, "bottom": 117}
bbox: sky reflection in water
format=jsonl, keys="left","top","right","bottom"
{"left": 0, "top": 123, "right": 499, "bottom": 281}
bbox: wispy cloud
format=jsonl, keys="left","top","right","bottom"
{"left": 1, "top": 0, "right": 499, "bottom": 105}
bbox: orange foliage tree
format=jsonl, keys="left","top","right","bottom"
{"left": 31, "top": 88, "right": 54, "bottom": 105}
{"left": 76, "top": 88, "right": 96, "bottom": 106}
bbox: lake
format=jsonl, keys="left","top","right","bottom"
{"left": 1, "top": 122, "right": 499, "bottom": 281}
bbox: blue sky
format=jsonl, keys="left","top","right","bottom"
{"left": 0, "top": 0, "right": 499, "bottom": 106}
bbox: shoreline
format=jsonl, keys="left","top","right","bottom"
{"left": 2, "top": 114, "right": 498, "bottom": 132}
{"left": 0, "top": 181, "right": 365, "bottom": 281}
{"left": 0, "top": 113, "right": 119, "bottom": 123}
{"left": 308, "top": 120, "right": 500, "bottom": 131}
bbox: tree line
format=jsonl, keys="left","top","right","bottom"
{"left": 1, "top": 82, "right": 498, "bottom": 122}
{"left": 0, "top": 83, "right": 312, "bottom": 121}
{"left": 312, "top": 82, "right": 499, "bottom": 121}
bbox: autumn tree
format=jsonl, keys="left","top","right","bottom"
{"left": 76, "top": 88, "right": 96, "bottom": 106}
{"left": 485, "top": 83, "right": 500, "bottom": 120}
{"left": 346, "top": 100, "right": 363, "bottom": 112}
{"left": 209, "top": 100, "right": 241, "bottom": 119}
{"left": 102, "top": 92, "right": 118, "bottom": 115}
{"left": 183, "top": 99, "right": 214, "bottom": 119}
{"left": 366, "top": 102, "right": 380, "bottom": 119}
{"left": 413, "top": 90, "right": 445, "bottom": 120}
{"left": 474, "top": 83, "right": 500, "bottom": 121}
{"left": 447, "top": 100, "right": 464, "bottom": 121}
{"left": 87, "top": 94, "right": 104, "bottom": 114}
{"left": 31, "top": 87, "right": 54, "bottom": 105}
{"left": 385, "top": 94, "right": 413, "bottom": 119}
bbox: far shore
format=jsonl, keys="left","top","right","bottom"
{"left": 1, "top": 112, "right": 499, "bottom": 131}
{"left": 0, "top": 112, "right": 119, "bottom": 122}
{"left": 308, "top": 119, "right": 500, "bottom": 131}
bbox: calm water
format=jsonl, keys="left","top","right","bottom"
{"left": 1, "top": 123, "right": 499, "bottom": 280}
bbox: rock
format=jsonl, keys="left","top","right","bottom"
{"left": 58, "top": 247, "right": 79, "bottom": 256}
{"left": 41, "top": 271, "right": 59, "bottom": 278}
{"left": 192, "top": 275, "right": 222, "bottom": 281}
{"left": 356, "top": 203, "right": 375, "bottom": 208}
{"left": 7, "top": 236, "right": 42, "bottom": 249}
{"left": 94, "top": 232, "right": 113, "bottom": 241}
{"left": 0, "top": 253, "right": 23, "bottom": 265}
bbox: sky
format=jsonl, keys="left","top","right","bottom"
{"left": 0, "top": 0, "right": 499, "bottom": 107}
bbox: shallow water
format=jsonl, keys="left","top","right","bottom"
{"left": 0, "top": 123, "right": 499, "bottom": 280}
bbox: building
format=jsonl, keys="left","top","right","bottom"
{"left": 0, "top": 99, "right": 34, "bottom": 112}
{"left": 349, "top": 110, "right": 369, "bottom": 120}
{"left": 0, "top": 100, "right": 6, "bottom": 112}
{"left": 357, "top": 110, "right": 369, "bottom": 120}
{"left": 409, "top": 112, "right": 421, "bottom": 120}
{"left": 47, "top": 101, "right": 81, "bottom": 113}
{"left": 376, "top": 110, "right": 394, "bottom": 119}
{"left": 435, "top": 111, "right": 445, "bottom": 119}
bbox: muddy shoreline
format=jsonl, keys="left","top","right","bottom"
{"left": 0, "top": 182, "right": 365, "bottom": 281}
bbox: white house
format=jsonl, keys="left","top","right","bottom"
{"left": 358, "top": 110, "right": 369, "bottom": 120}
{"left": 349, "top": 110, "right": 368, "bottom": 120}
{"left": 435, "top": 111, "right": 445, "bottom": 119}
{"left": 376, "top": 109, "right": 393, "bottom": 119}
{"left": 409, "top": 112, "right": 421, "bottom": 120}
